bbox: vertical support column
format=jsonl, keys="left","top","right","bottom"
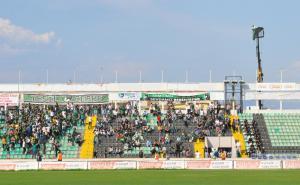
{"left": 138, "top": 101, "right": 142, "bottom": 114}
{"left": 160, "top": 101, "right": 164, "bottom": 113}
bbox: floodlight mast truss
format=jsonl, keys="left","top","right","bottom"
{"left": 252, "top": 26, "right": 264, "bottom": 82}
{"left": 252, "top": 25, "right": 264, "bottom": 109}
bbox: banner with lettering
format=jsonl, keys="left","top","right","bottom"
{"left": 140, "top": 93, "right": 210, "bottom": 101}
{"left": 109, "top": 92, "right": 141, "bottom": 101}
{"left": 0, "top": 93, "right": 19, "bottom": 106}
{"left": 23, "top": 94, "right": 109, "bottom": 104}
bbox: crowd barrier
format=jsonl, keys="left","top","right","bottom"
{"left": 0, "top": 159, "right": 300, "bottom": 171}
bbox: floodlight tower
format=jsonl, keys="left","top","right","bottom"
{"left": 252, "top": 25, "right": 264, "bottom": 109}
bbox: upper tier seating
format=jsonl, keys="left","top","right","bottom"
{"left": 264, "top": 113, "right": 300, "bottom": 147}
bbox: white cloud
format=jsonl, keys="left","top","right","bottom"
{"left": 0, "top": 18, "right": 55, "bottom": 44}
{"left": 0, "top": 17, "right": 58, "bottom": 55}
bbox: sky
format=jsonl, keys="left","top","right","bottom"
{"left": 0, "top": 0, "right": 300, "bottom": 84}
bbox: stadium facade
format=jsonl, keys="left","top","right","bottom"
{"left": 0, "top": 82, "right": 299, "bottom": 102}
{"left": 1, "top": 81, "right": 300, "bottom": 163}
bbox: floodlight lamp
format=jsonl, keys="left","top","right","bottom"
{"left": 252, "top": 25, "right": 264, "bottom": 40}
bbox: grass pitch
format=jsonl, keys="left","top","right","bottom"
{"left": 0, "top": 170, "right": 299, "bottom": 185}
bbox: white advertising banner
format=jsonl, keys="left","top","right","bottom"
{"left": 16, "top": 162, "right": 39, "bottom": 170}
{"left": 256, "top": 83, "right": 296, "bottom": 91}
{"left": 114, "top": 161, "right": 137, "bottom": 169}
{"left": 186, "top": 160, "right": 232, "bottom": 169}
{"left": 0, "top": 93, "right": 19, "bottom": 106}
{"left": 0, "top": 159, "right": 293, "bottom": 171}
{"left": 109, "top": 92, "right": 141, "bottom": 101}
{"left": 137, "top": 161, "right": 163, "bottom": 169}
{"left": 88, "top": 161, "right": 115, "bottom": 170}
{"left": 39, "top": 162, "right": 87, "bottom": 170}
{"left": 245, "top": 92, "right": 300, "bottom": 100}
{"left": 234, "top": 160, "right": 281, "bottom": 169}
{"left": 259, "top": 160, "right": 281, "bottom": 169}
{"left": 186, "top": 160, "right": 211, "bottom": 169}
{"left": 0, "top": 162, "right": 37, "bottom": 170}
{"left": 210, "top": 161, "right": 233, "bottom": 169}
{"left": 282, "top": 160, "right": 300, "bottom": 169}
{"left": 39, "top": 162, "right": 66, "bottom": 170}
{"left": 64, "top": 162, "right": 87, "bottom": 170}
{"left": 88, "top": 161, "right": 136, "bottom": 170}
{"left": 234, "top": 160, "right": 260, "bottom": 169}
{"left": 163, "top": 161, "right": 185, "bottom": 169}
{"left": 0, "top": 163, "right": 16, "bottom": 170}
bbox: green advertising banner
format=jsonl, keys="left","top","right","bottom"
{"left": 23, "top": 94, "right": 109, "bottom": 104}
{"left": 140, "top": 93, "right": 210, "bottom": 101}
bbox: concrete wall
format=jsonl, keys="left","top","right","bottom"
{"left": 0, "top": 82, "right": 300, "bottom": 101}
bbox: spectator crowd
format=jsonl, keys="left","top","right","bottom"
{"left": 0, "top": 103, "right": 88, "bottom": 159}
{"left": 0, "top": 100, "right": 235, "bottom": 159}
{"left": 93, "top": 101, "right": 232, "bottom": 158}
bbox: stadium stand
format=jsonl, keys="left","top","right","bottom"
{"left": 0, "top": 104, "right": 87, "bottom": 159}
{"left": 6, "top": 99, "right": 300, "bottom": 160}
{"left": 93, "top": 101, "right": 231, "bottom": 158}
{"left": 239, "top": 112, "right": 300, "bottom": 159}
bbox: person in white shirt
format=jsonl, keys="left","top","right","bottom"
{"left": 195, "top": 150, "right": 200, "bottom": 159}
